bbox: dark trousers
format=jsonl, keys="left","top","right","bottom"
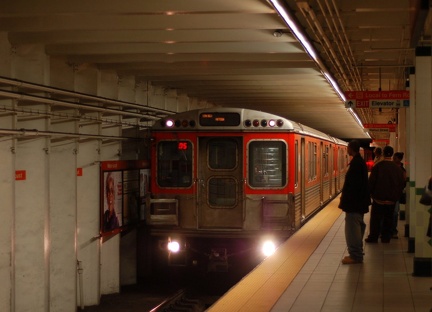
{"left": 368, "top": 201, "right": 396, "bottom": 241}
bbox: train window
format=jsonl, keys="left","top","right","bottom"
{"left": 208, "top": 177, "right": 237, "bottom": 207}
{"left": 324, "top": 146, "right": 329, "bottom": 175}
{"left": 157, "top": 141, "right": 193, "bottom": 188}
{"left": 208, "top": 138, "right": 237, "bottom": 170}
{"left": 308, "top": 142, "right": 317, "bottom": 181}
{"left": 248, "top": 141, "right": 286, "bottom": 188}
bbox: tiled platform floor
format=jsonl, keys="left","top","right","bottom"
{"left": 271, "top": 210, "right": 432, "bottom": 312}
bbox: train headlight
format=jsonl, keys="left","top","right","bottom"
{"left": 261, "top": 240, "right": 276, "bottom": 257}
{"left": 168, "top": 241, "right": 180, "bottom": 253}
{"left": 165, "top": 119, "right": 174, "bottom": 128}
{"left": 269, "top": 119, "right": 276, "bottom": 127}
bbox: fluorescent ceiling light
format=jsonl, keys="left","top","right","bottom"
{"left": 269, "top": 0, "right": 348, "bottom": 104}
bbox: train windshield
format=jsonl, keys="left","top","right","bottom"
{"left": 157, "top": 141, "right": 193, "bottom": 187}
{"left": 249, "top": 141, "right": 286, "bottom": 188}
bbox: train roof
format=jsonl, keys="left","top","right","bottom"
{"left": 152, "top": 107, "right": 346, "bottom": 144}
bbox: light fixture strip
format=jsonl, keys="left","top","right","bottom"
{"left": 269, "top": 0, "right": 348, "bottom": 104}
{"left": 347, "top": 108, "right": 364, "bottom": 129}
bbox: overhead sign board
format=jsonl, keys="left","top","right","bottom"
{"left": 371, "top": 133, "right": 390, "bottom": 140}
{"left": 363, "top": 123, "right": 396, "bottom": 132}
{"left": 367, "top": 128, "right": 389, "bottom": 132}
{"left": 372, "top": 139, "right": 390, "bottom": 144}
{"left": 344, "top": 90, "right": 409, "bottom": 108}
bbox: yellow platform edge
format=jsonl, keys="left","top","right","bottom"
{"left": 207, "top": 198, "right": 342, "bottom": 312}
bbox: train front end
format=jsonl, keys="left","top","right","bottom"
{"left": 146, "top": 108, "right": 297, "bottom": 271}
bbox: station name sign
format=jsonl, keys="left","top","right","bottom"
{"left": 344, "top": 90, "right": 409, "bottom": 108}
{"left": 363, "top": 123, "right": 396, "bottom": 132}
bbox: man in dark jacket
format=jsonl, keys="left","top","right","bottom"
{"left": 339, "top": 140, "right": 370, "bottom": 264}
{"left": 366, "top": 145, "right": 405, "bottom": 243}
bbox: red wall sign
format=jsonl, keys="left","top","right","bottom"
{"left": 15, "top": 170, "right": 26, "bottom": 180}
{"left": 345, "top": 90, "right": 409, "bottom": 100}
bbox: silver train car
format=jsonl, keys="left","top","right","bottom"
{"left": 144, "top": 108, "right": 348, "bottom": 271}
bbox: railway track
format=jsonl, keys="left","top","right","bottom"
{"left": 81, "top": 240, "right": 265, "bottom": 312}
{"left": 150, "top": 289, "right": 206, "bottom": 312}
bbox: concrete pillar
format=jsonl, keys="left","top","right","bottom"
{"left": 0, "top": 32, "right": 14, "bottom": 312}
{"left": 404, "top": 69, "right": 415, "bottom": 238}
{"left": 49, "top": 132, "right": 78, "bottom": 310}
{"left": 76, "top": 133, "right": 102, "bottom": 307}
{"left": 0, "top": 113, "right": 14, "bottom": 312}
{"left": 48, "top": 53, "right": 79, "bottom": 312}
{"left": 412, "top": 47, "right": 432, "bottom": 276}
{"left": 12, "top": 44, "right": 51, "bottom": 312}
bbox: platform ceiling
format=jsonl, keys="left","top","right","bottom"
{"left": 1, "top": 0, "right": 429, "bottom": 140}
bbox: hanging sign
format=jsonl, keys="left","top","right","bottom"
{"left": 363, "top": 123, "right": 397, "bottom": 132}
{"left": 344, "top": 91, "right": 409, "bottom": 108}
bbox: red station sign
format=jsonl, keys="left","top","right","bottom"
{"left": 344, "top": 91, "right": 410, "bottom": 108}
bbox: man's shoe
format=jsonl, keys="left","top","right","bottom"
{"left": 392, "top": 234, "right": 399, "bottom": 239}
{"left": 365, "top": 237, "right": 378, "bottom": 243}
{"left": 342, "top": 256, "right": 362, "bottom": 264}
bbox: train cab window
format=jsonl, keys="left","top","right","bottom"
{"left": 208, "top": 138, "right": 237, "bottom": 170}
{"left": 157, "top": 141, "right": 193, "bottom": 187}
{"left": 248, "top": 141, "right": 286, "bottom": 188}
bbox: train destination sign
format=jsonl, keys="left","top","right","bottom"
{"left": 344, "top": 90, "right": 410, "bottom": 108}
{"left": 199, "top": 112, "right": 241, "bottom": 126}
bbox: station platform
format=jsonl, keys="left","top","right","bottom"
{"left": 208, "top": 196, "right": 432, "bottom": 312}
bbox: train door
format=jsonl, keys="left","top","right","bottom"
{"left": 198, "top": 137, "right": 243, "bottom": 229}
{"left": 329, "top": 144, "right": 334, "bottom": 196}
{"left": 335, "top": 146, "right": 341, "bottom": 192}
{"left": 320, "top": 141, "right": 324, "bottom": 204}
{"left": 300, "top": 138, "right": 306, "bottom": 219}
{"left": 322, "top": 143, "right": 332, "bottom": 201}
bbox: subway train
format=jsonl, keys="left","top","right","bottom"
{"left": 144, "top": 107, "right": 349, "bottom": 271}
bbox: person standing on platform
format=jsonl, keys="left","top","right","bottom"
{"left": 339, "top": 140, "right": 370, "bottom": 264}
{"left": 366, "top": 146, "right": 405, "bottom": 243}
{"left": 373, "top": 147, "right": 384, "bottom": 166}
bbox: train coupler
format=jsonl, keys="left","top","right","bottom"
{"left": 207, "top": 248, "right": 229, "bottom": 272}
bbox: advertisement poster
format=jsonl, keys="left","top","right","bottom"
{"left": 100, "top": 160, "right": 149, "bottom": 235}
{"left": 103, "top": 171, "right": 123, "bottom": 232}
